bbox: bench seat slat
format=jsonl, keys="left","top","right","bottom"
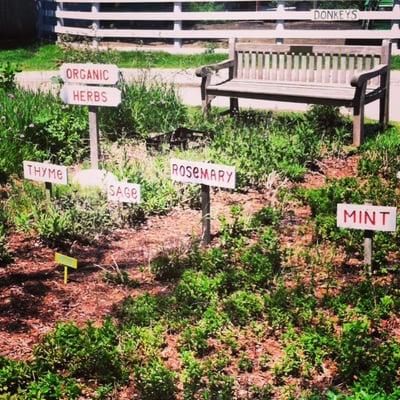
{"left": 206, "top": 79, "right": 377, "bottom": 104}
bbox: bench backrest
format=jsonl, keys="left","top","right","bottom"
{"left": 230, "top": 40, "right": 391, "bottom": 87}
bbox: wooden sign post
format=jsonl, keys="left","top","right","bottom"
{"left": 337, "top": 203, "right": 397, "bottom": 274}
{"left": 60, "top": 63, "right": 121, "bottom": 170}
{"left": 23, "top": 161, "right": 68, "bottom": 199}
{"left": 55, "top": 252, "right": 78, "bottom": 284}
{"left": 170, "top": 158, "right": 236, "bottom": 245}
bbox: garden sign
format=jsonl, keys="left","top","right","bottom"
{"left": 60, "top": 63, "right": 121, "bottom": 169}
{"left": 171, "top": 158, "right": 236, "bottom": 244}
{"left": 23, "top": 160, "right": 68, "bottom": 199}
{"left": 312, "top": 9, "right": 359, "bottom": 21}
{"left": 337, "top": 203, "right": 397, "bottom": 272}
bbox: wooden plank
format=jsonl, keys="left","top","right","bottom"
{"left": 316, "top": 54, "right": 323, "bottom": 83}
{"left": 285, "top": 53, "right": 293, "bottom": 82}
{"left": 257, "top": 52, "right": 263, "bottom": 80}
{"left": 238, "top": 52, "right": 244, "bottom": 79}
{"left": 324, "top": 54, "right": 331, "bottom": 83}
{"left": 300, "top": 54, "right": 307, "bottom": 82}
{"left": 293, "top": 54, "right": 300, "bottom": 82}
{"left": 308, "top": 53, "right": 315, "bottom": 82}
{"left": 347, "top": 55, "right": 355, "bottom": 84}
{"left": 332, "top": 55, "right": 339, "bottom": 83}
{"left": 53, "top": 26, "right": 400, "bottom": 40}
{"left": 244, "top": 52, "right": 250, "bottom": 79}
{"left": 339, "top": 54, "right": 347, "bottom": 84}
{"left": 271, "top": 53, "right": 278, "bottom": 81}
{"left": 278, "top": 53, "right": 285, "bottom": 81}
{"left": 264, "top": 52, "right": 270, "bottom": 80}
{"left": 251, "top": 52, "right": 257, "bottom": 79}
{"left": 357, "top": 55, "right": 364, "bottom": 72}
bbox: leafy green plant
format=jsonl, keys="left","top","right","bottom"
{"left": 34, "top": 319, "right": 126, "bottom": 384}
{"left": 224, "top": 290, "right": 263, "bottom": 326}
{"left": 99, "top": 80, "right": 188, "bottom": 139}
{"left": 134, "top": 359, "right": 177, "bottom": 400}
{"left": 26, "top": 372, "right": 81, "bottom": 399}
{"left": 115, "top": 294, "right": 160, "bottom": 327}
{"left": 238, "top": 352, "right": 253, "bottom": 373}
{"left": 0, "top": 62, "right": 20, "bottom": 90}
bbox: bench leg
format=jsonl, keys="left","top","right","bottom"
{"left": 201, "top": 76, "right": 211, "bottom": 115}
{"left": 353, "top": 102, "right": 365, "bottom": 147}
{"left": 230, "top": 97, "right": 239, "bottom": 117}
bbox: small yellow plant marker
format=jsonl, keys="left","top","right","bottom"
{"left": 55, "top": 253, "right": 78, "bottom": 284}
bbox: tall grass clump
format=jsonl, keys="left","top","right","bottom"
{"left": 0, "top": 88, "right": 87, "bottom": 181}
{"left": 99, "top": 79, "right": 188, "bottom": 139}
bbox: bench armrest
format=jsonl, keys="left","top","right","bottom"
{"left": 350, "top": 64, "right": 388, "bottom": 87}
{"left": 195, "top": 59, "right": 235, "bottom": 77}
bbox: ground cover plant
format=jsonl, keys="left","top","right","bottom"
{"left": 1, "top": 59, "right": 400, "bottom": 398}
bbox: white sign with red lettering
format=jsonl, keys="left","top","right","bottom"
{"left": 337, "top": 203, "right": 397, "bottom": 232}
{"left": 108, "top": 182, "right": 141, "bottom": 204}
{"left": 23, "top": 161, "right": 68, "bottom": 185}
{"left": 171, "top": 158, "right": 235, "bottom": 189}
{"left": 60, "top": 85, "right": 121, "bottom": 107}
{"left": 60, "top": 63, "right": 119, "bottom": 85}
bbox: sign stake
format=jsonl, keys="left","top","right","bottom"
{"left": 55, "top": 253, "right": 78, "bottom": 284}
{"left": 201, "top": 184, "right": 211, "bottom": 245}
{"left": 89, "top": 106, "right": 100, "bottom": 169}
{"left": 45, "top": 181, "right": 52, "bottom": 201}
{"left": 64, "top": 266, "right": 69, "bottom": 284}
{"left": 364, "top": 229, "right": 373, "bottom": 277}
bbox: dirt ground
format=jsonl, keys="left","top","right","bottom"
{"left": 0, "top": 154, "right": 358, "bottom": 361}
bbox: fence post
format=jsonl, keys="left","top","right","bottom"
{"left": 173, "top": 2, "right": 182, "bottom": 48}
{"left": 392, "top": 0, "right": 400, "bottom": 50}
{"left": 276, "top": 0, "right": 285, "bottom": 44}
{"left": 92, "top": 2, "right": 100, "bottom": 48}
{"left": 36, "top": 0, "right": 43, "bottom": 39}
{"left": 56, "top": 1, "right": 64, "bottom": 43}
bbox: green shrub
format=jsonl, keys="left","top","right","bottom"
{"left": 203, "top": 371, "right": 235, "bottom": 400}
{"left": 0, "top": 88, "right": 87, "bottom": 181}
{"left": 0, "top": 62, "right": 20, "bottom": 90}
{"left": 175, "top": 270, "right": 221, "bottom": 316}
{"left": 224, "top": 290, "right": 263, "bottom": 326}
{"left": 238, "top": 352, "right": 253, "bottom": 372}
{"left": 99, "top": 80, "right": 188, "bottom": 139}
{"left": 0, "top": 357, "right": 33, "bottom": 394}
{"left": 120, "top": 324, "right": 165, "bottom": 366}
{"left": 150, "top": 250, "right": 188, "bottom": 281}
{"left": 115, "top": 294, "right": 160, "bottom": 327}
{"left": 26, "top": 372, "right": 81, "bottom": 399}
{"left": 134, "top": 359, "right": 177, "bottom": 400}
{"left": 34, "top": 320, "right": 126, "bottom": 384}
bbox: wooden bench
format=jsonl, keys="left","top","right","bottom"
{"left": 196, "top": 39, "right": 391, "bottom": 146}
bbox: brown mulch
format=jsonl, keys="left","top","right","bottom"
{"left": 0, "top": 154, "right": 358, "bottom": 363}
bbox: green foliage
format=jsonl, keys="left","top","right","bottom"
{"left": 203, "top": 371, "right": 235, "bottom": 400}
{"left": 116, "top": 294, "right": 160, "bottom": 327}
{"left": 0, "top": 357, "right": 33, "bottom": 395}
{"left": 0, "top": 88, "right": 87, "bottom": 181}
{"left": 134, "top": 359, "right": 177, "bottom": 400}
{"left": 33, "top": 320, "right": 126, "bottom": 384}
{"left": 150, "top": 250, "right": 188, "bottom": 281}
{"left": 208, "top": 107, "right": 350, "bottom": 186}
{"left": 0, "top": 62, "right": 20, "bottom": 90}
{"left": 26, "top": 372, "right": 81, "bottom": 400}
{"left": 238, "top": 352, "right": 253, "bottom": 373}
{"left": 224, "top": 290, "right": 264, "bottom": 326}
{"left": 175, "top": 270, "right": 221, "bottom": 316}
{"left": 99, "top": 80, "right": 188, "bottom": 139}
{"left": 0, "top": 207, "right": 11, "bottom": 266}
{"left": 358, "top": 126, "right": 400, "bottom": 181}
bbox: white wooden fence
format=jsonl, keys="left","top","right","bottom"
{"left": 39, "top": 0, "right": 400, "bottom": 48}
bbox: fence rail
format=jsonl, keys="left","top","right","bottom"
{"left": 39, "top": 0, "right": 400, "bottom": 47}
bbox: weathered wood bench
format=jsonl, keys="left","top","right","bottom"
{"left": 196, "top": 39, "right": 391, "bottom": 146}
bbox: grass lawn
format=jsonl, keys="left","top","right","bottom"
{"left": 2, "top": 42, "right": 399, "bottom": 71}
{"left": 0, "top": 43, "right": 226, "bottom": 71}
